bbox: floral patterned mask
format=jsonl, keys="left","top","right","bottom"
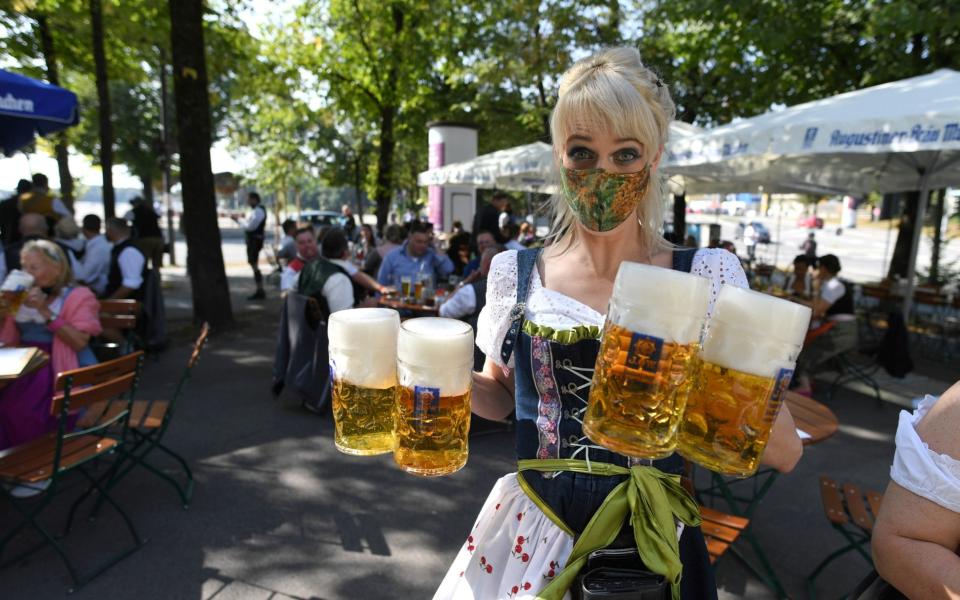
{"left": 559, "top": 164, "right": 651, "bottom": 232}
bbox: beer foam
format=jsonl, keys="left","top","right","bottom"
{"left": 398, "top": 317, "right": 474, "bottom": 395}
{"left": 610, "top": 261, "right": 711, "bottom": 343}
{"left": 1, "top": 269, "right": 34, "bottom": 292}
{"left": 701, "top": 285, "right": 812, "bottom": 377}
{"left": 328, "top": 308, "right": 400, "bottom": 388}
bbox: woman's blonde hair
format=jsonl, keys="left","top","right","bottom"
{"left": 547, "top": 47, "right": 676, "bottom": 252}
{"left": 21, "top": 239, "right": 73, "bottom": 292}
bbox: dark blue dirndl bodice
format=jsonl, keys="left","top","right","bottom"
{"left": 501, "top": 247, "right": 717, "bottom": 600}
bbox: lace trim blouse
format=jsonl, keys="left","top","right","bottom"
{"left": 476, "top": 248, "right": 749, "bottom": 369}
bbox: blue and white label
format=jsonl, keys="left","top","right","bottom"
{"left": 413, "top": 385, "right": 440, "bottom": 421}
{"left": 625, "top": 332, "right": 664, "bottom": 376}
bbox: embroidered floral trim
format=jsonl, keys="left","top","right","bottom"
{"left": 522, "top": 320, "right": 601, "bottom": 345}
{"left": 530, "top": 336, "right": 561, "bottom": 459}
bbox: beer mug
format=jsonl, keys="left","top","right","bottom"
{"left": 583, "top": 262, "right": 710, "bottom": 459}
{"left": 395, "top": 317, "right": 473, "bottom": 476}
{"left": 327, "top": 308, "right": 401, "bottom": 456}
{"left": 0, "top": 270, "right": 34, "bottom": 316}
{"left": 678, "top": 286, "right": 811, "bottom": 477}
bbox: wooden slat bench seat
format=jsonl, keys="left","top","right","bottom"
{"left": 700, "top": 505, "right": 750, "bottom": 564}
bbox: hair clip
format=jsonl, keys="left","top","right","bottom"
{"left": 654, "top": 78, "right": 663, "bottom": 88}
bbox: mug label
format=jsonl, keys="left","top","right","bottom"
{"left": 413, "top": 385, "right": 440, "bottom": 423}
{"left": 625, "top": 332, "right": 664, "bottom": 384}
{"left": 765, "top": 368, "right": 794, "bottom": 421}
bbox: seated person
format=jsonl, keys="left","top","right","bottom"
{"left": 297, "top": 234, "right": 355, "bottom": 317}
{"left": 103, "top": 217, "right": 146, "bottom": 300}
{"left": 280, "top": 226, "right": 319, "bottom": 292}
{"left": 322, "top": 228, "right": 391, "bottom": 297}
{"left": 462, "top": 230, "right": 496, "bottom": 282}
{"left": 77, "top": 214, "right": 111, "bottom": 296}
{"left": 4, "top": 213, "right": 82, "bottom": 277}
{"left": 501, "top": 222, "right": 526, "bottom": 252}
{"left": 276, "top": 219, "right": 298, "bottom": 265}
{"left": 872, "top": 379, "right": 960, "bottom": 598}
{"left": 793, "top": 254, "right": 857, "bottom": 394}
{"left": 439, "top": 247, "right": 501, "bottom": 322}
{"left": 0, "top": 240, "right": 100, "bottom": 451}
{"left": 377, "top": 220, "right": 454, "bottom": 289}
{"left": 784, "top": 254, "right": 814, "bottom": 299}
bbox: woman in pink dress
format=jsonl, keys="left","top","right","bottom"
{"left": 0, "top": 239, "right": 101, "bottom": 450}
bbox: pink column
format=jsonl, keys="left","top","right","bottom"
{"left": 428, "top": 142, "right": 444, "bottom": 226}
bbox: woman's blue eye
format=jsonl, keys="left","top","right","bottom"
{"left": 567, "top": 147, "right": 595, "bottom": 161}
{"left": 614, "top": 149, "right": 641, "bottom": 164}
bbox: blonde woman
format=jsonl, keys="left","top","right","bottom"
{"left": 0, "top": 240, "right": 100, "bottom": 451}
{"left": 434, "top": 48, "right": 802, "bottom": 599}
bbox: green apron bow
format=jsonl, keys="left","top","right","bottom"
{"left": 517, "top": 459, "right": 702, "bottom": 600}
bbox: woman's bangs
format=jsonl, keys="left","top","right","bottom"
{"left": 554, "top": 76, "right": 654, "bottom": 150}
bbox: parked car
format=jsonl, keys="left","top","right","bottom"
{"left": 736, "top": 221, "right": 772, "bottom": 243}
{"left": 300, "top": 210, "right": 342, "bottom": 228}
{"left": 797, "top": 215, "right": 825, "bottom": 229}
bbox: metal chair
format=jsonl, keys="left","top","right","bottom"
{"left": 79, "top": 323, "right": 210, "bottom": 510}
{"left": 806, "top": 476, "right": 883, "bottom": 599}
{"left": 0, "top": 352, "right": 145, "bottom": 592}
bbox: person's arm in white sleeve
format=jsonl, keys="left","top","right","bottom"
{"left": 438, "top": 285, "right": 476, "bottom": 319}
{"left": 280, "top": 267, "right": 300, "bottom": 292}
{"left": 322, "top": 273, "right": 354, "bottom": 313}
{"left": 108, "top": 247, "right": 145, "bottom": 299}
{"left": 243, "top": 207, "right": 266, "bottom": 232}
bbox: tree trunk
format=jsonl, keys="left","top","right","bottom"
{"left": 353, "top": 152, "right": 363, "bottom": 219}
{"left": 672, "top": 193, "right": 686, "bottom": 245}
{"left": 373, "top": 106, "right": 397, "bottom": 232}
{"left": 168, "top": 0, "right": 234, "bottom": 329}
{"left": 36, "top": 15, "right": 74, "bottom": 211}
{"left": 929, "top": 188, "right": 945, "bottom": 284}
{"left": 89, "top": 0, "right": 115, "bottom": 218}
{"left": 887, "top": 191, "right": 921, "bottom": 280}
{"left": 140, "top": 173, "right": 154, "bottom": 204}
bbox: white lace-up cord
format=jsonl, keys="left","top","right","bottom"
{"left": 556, "top": 361, "right": 607, "bottom": 472}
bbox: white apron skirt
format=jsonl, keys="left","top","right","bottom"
{"left": 434, "top": 473, "right": 575, "bottom": 599}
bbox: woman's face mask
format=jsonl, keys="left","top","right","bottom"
{"left": 559, "top": 164, "right": 652, "bottom": 232}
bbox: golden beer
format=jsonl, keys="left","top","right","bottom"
{"left": 0, "top": 269, "right": 34, "bottom": 316}
{"left": 414, "top": 280, "right": 424, "bottom": 302}
{"left": 0, "top": 290, "right": 27, "bottom": 316}
{"left": 328, "top": 308, "right": 401, "bottom": 456}
{"left": 395, "top": 317, "right": 474, "bottom": 476}
{"left": 583, "top": 262, "right": 711, "bottom": 458}
{"left": 679, "top": 361, "right": 792, "bottom": 477}
{"left": 394, "top": 386, "right": 471, "bottom": 476}
{"left": 401, "top": 276, "right": 412, "bottom": 299}
{"left": 331, "top": 380, "right": 399, "bottom": 455}
{"left": 585, "top": 323, "right": 700, "bottom": 458}
{"left": 677, "top": 286, "right": 811, "bottom": 477}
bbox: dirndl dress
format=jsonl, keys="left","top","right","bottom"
{"left": 435, "top": 246, "right": 749, "bottom": 599}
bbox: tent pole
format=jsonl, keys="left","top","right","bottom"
{"left": 881, "top": 212, "right": 894, "bottom": 279}
{"left": 901, "top": 152, "right": 939, "bottom": 319}
{"left": 774, "top": 195, "right": 782, "bottom": 268}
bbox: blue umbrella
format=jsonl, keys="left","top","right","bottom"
{"left": 0, "top": 68, "right": 79, "bottom": 156}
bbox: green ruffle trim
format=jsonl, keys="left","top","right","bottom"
{"left": 522, "top": 320, "right": 602, "bottom": 344}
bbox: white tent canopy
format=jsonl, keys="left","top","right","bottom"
{"left": 665, "top": 68, "right": 960, "bottom": 315}
{"left": 663, "top": 69, "right": 960, "bottom": 195}
{"left": 418, "top": 122, "right": 704, "bottom": 192}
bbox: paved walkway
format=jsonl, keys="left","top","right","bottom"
{"left": 1, "top": 265, "right": 954, "bottom": 599}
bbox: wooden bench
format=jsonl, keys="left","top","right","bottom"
{"left": 96, "top": 299, "right": 142, "bottom": 356}
{"left": 806, "top": 476, "right": 884, "bottom": 598}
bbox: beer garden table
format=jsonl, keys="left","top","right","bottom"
{"left": 377, "top": 295, "right": 440, "bottom": 318}
{"left": 0, "top": 347, "right": 49, "bottom": 390}
{"left": 692, "top": 391, "right": 839, "bottom": 598}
